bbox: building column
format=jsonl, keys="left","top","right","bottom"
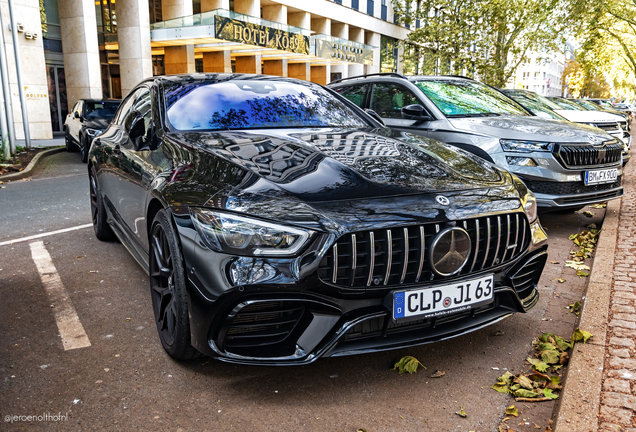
{"left": 311, "top": 17, "right": 331, "bottom": 85}
{"left": 330, "top": 22, "right": 349, "bottom": 82}
{"left": 1, "top": 0, "right": 52, "bottom": 139}
{"left": 365, "top": 31, "right": 381, "bottom": 74}
{"left": 118, "top": 0, "right": 153, "bottom": 96}
{"left": 262, "top": 4, "right": 288, "bottom": 77}
{"left": 348, "top": 26, "right": 365, "bottom": 78}
{"left": 59, "top": 0, "right": 102, "bottom": 110}
{"left": 163, "top": 0, "right": 195, "bottom": 74}
{"left": 201, "top": 0, "right": 230, "bottom": 72}
{"left": 234, "top": 0, "right": 261, "bottom": 74}
{"left": 288, "top": 11, "right": 310, "bottom": 81}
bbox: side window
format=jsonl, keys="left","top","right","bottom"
{"left": 74, "top": 101, "right": 83, "bottom": 117}
{"left": 114, "top": 91, "right": 138, "bottom": 125}
{"left": 132, "top": 88, "right": 153, "bottom": 137}
{"left": 334, "top": 84, "right": 368, "bottom": 108}
{"left": 370, "top": 83, "right": 421, "bottom": 119}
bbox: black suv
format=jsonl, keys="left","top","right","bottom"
{"left": 64, "top": 99, "right": 121, "bottom": 162}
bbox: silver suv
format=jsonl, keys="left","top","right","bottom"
{"left": 328, "top": 74, "right": 623, "bottom": 210}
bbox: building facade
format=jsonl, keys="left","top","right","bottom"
{"left": 507, "top": 44, "right": 575, "bottom": 97}
{"left": 0, "top": 0, "right": 411, "bottom": 140}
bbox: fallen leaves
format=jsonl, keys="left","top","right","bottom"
{"left": 557, "top": 278, "right": 566, "bottom": 283}
{"left": 590, "top": 202, "right": 607, "bottom": 209}
{"left": 429, "top": 370, "right": 445, "bottom": 378}
{"left": 565, "top": 261, "right": 590, "bottom": 272}
{"left": 567, "top": 302, "right": 582, "bottom": 315}
{"left": 391, "top": 356, "right": 425, "bottom": 374}
{"left": 492, "top": 333, "right": 570, "bottom": 402}
{"left": 455, "top": 405, "right": 467, "bottom": 418}
{"left": 505, "top": 405, "right": 519, "bottom": 417}
{"left": 582, "top": 211, "right": 595, "bottom": 217}
{"left": 572, "top": 328, "right": 593, "bottom": 343}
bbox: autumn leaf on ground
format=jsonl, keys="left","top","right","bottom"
{"left": 392, "top": 356, "right": 425, "bottom": 374}
{"left": 514, "top": 388, "right": 540, "bottom": 398}
{"left": 572, "top": 328, "right": 593, "bottom": 343}
{"left": 549, "top": 260, "right": 559, "bottom": 264}
{"left": 567, "top": 302, "right": 582, "bottom": 315}
{"left": 576, "top": 270, "right": 590, "bottom": 277}
{"left": 590, "top": 203, "right": 606, "bottom": 209}
{"left": 455, "top": 406, "right": 467, "bottom": 418}
{"left": 565, "top": 261, "right": 590, "bottom": 271}
{"left": 557, "top": 278, "right": 566, "bottom": 283}
{"left": 582, "top": 211, "right": 595, "bottom": 217}
{"left": 429, "top": 370, "right": 445, "bottom": 378}
{"left": 543, "top": 389, "right": 559, "bottom": 399}
{"left": 505, "top": 405, "right": 519, "bottom": 417}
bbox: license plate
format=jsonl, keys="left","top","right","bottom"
{"left": 391, "top": 275, "right": 494, "bottom": 321}
{"left": 585, "top": 168, "right": 618, "bottom": 186}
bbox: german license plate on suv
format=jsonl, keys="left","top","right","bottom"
{"left": 585, "top": 168, "right": 618, "bottom": 186}
{"left": 391, "top": 275, "right": 494, "bottom": 321}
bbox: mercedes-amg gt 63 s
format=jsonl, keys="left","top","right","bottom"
{"left": 88, "top": 74, "right": 548, "bottom": 365}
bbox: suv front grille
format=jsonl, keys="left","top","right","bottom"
{"left": 556, "top": 143, "right": 622, "bottom": 168}
{"left": 318, "top": 213, "right": 529, "bottom": 289}
{"left": 524, "top": 176, "right": 622, "bottom": 195}
{"left": 593, "top": 122, "right": 619, "bottom": 132}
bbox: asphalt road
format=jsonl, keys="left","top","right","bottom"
{"left": 0, "top": 150, "right": 605, "bottom": 431}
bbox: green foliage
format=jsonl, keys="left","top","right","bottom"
{"left": 391, "top": 355, "right": 425, "bottom": 374}
{"left": 392, "top": 0, "right": 568, "bottom": 87}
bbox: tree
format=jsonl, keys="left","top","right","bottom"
{"left": 392, "top": 0, "right": 567, "bottom": 87}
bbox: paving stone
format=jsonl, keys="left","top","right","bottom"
{"left": 609, "top": 348, "right": 632, "bottom": 358}
{"left": 613, "top": 313, "right": 636, "bottom": 322}
{"left": 613, "top": 297, "right": 632, "bottom": 305}
{"left": 612, "top": 305, "right": 636, "bottom": 313}
{"left": 610, "top": 356, "right": 636, "bottom": 369}
{"left": 603, "top": 391, "right": 636, "bottom": 411}
{"left": 615, "top": 292, "right": 636, "bottom": 300}
{"left": 600, "top": 404, "right": 634, "bottom": 423}
{"left": 609, "top": 319, "right": 636, "bottom": 329}
{"left": 610, "top": 336, "right": 636, "bottom": 348}
{"left": 603, "top": 378, "right": 632, "bottom": 393}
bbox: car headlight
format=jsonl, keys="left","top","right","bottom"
{"left": 86, "top": 128, "right": 103, "bottom": 137}
{"left": 191, "top": 208, "right": 313, "bottom": 256}
{"left": 512, "top": 175, "right": 538, "bottom": 223}
{"left": 500, "top": 139, "right": 555, "bottom": 153}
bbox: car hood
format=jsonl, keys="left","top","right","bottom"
{"left": 85, "top": 117, "right": 113, "bottom": 130}
{"left": 447, "top": 115, "right": 614, "bottom": 143}
{"left": 553, "top": 110, "right": 624, "bottom": 123}
{"left": 161, "top": 128, "right": 524, "bottom": 232}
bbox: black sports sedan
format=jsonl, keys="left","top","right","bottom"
{"left": 64, "top": 99, "right": 120, "bottom": 162}
{"left": 88, "top": 74, "right": 548, "bottom": 365}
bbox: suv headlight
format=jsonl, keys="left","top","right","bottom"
{"left": 191, "top": 208, "right": 313, "bottom": 256}
{"left": 86, "top": 128, "right": 103, "bottom": 137}
{"left": 512, "top": 175, "right": 538, "bottom": 223}
{"left": 500, "top": 139, "right": 555, "bottom": 153}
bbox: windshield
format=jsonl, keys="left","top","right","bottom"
{"left": 573, "top": 100, "right": 599, "bottom": 111}
{"left": 513, "top": 98, "right": 567, "bottom": 120}
{"left": 85, "top": 101, "right": 120, "bottom": 119}
{"left": 165, "top": 80, "right": 369, "bottom": 131}
{"left": 549, "top": 97, "right": 585, "bottom": 111}
{"left": 414, "top": 80, "right": 529, "bottom": 117}
{"left": 504, "top": 91, "right": 564, "bottom": 112}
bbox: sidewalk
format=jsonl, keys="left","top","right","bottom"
{"left": 554, "top": 148, "right": 636, "bottom": 431}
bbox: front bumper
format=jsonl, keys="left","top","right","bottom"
{"left": 180, "top": 217, "right": 548, "bottom": 365}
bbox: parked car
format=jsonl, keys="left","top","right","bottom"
{"left": 547, "top": 96, "right": 630, "bottom": 137}
{"left": 88, "top": 74, "right": 548, "bottom": 365}
{"left": 329, "top": 75, "right": 623, "bottom": 211}
{"left": 569, "top": 99, "right": 631, "bottom": 126}
{"left": 64, "top": 99, "right": 121, "bottom": 163}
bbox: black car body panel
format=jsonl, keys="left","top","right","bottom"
{"left": 89, "top": 74, "right": 548, "bottom": 365}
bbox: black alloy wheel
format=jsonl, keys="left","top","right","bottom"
{"left": 150, "top": 209, "right": 200, "bottom": 360}
{"left": 80, "top": 135, "right": 89, "bottom": 163}
{"left": 89, "top": 168, "right": 115, "bottom": 241}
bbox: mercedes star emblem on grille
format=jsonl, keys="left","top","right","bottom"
{"left": 430, "top": 227, "right": 472, "bottom": 276}
{"left": 588, "top": 134, "right": 600, "bottom": 143}
{"left": 436, "top": 195, "right": 450, "bottom": 205}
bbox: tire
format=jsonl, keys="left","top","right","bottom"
{"left": 89, "top": 168, "right": 115, "bottom": 241}
{"left": 65, "top": 128, "right": 78, "bottom": 152}
{"left": 150, "top": 209, "right": 200, "bottom": 360}
{"left": 80, "top": 135, "right": 89, "bottom": 163}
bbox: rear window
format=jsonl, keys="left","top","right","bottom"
{"left": 85, "top": 101, "right": 120, "bottom": 119}
{"left": 165, "top": 80, "right": 368, "bottom": 131}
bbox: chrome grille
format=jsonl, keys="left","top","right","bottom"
{"left": 318, "top": 213, "right": 529, "bottom": 289}
{"left": 556, "top": 143, "right": 623, "bottom": 168}
{"left": 592, "top": 122, "right": 619, "bottom": 132}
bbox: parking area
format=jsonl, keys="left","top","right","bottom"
{"left": 0, "top": 151, "right": 609, "bottom": 431}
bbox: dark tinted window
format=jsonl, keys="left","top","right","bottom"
{"left": 85, "top": 101, "right": 121, "bottom": 119}
{"left": 370, "top": 83, "right": 421, "bottom": 119}
{"left": 334, "top": 84, "right": 368, "bottom": 107}
{"left": 114, "top": 91, "right": 137, "bottom": 125}
{"left": 165, "top": 80, "right": 369, "bottom": 131}
{"left": 415, "top": 80, "right": 529, "bottom": 117}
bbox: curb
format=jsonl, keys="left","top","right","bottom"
{"left": 0, "top": 147, "right": 66, "bottom": 181}
{"left": 552, "top": 197, "right": 621, "bottom": 431}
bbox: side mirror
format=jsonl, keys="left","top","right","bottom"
{"left": 74, "top": 111, "right": 80, "bottom": 119}
{"left": 364, "top": 108, "right": 386, "bottom": 127}
{"left": 401, "top": 104, "right": 432, "bottom": 121}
